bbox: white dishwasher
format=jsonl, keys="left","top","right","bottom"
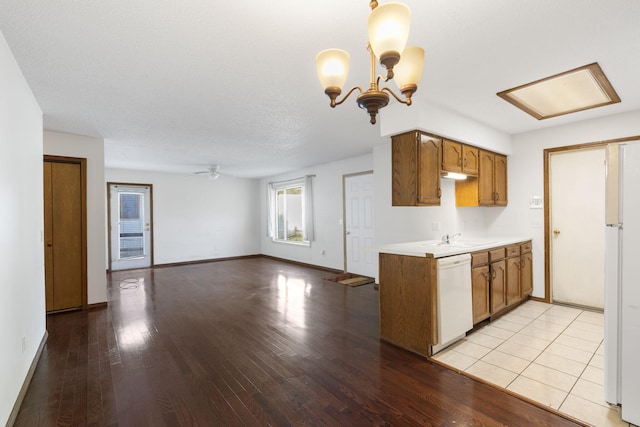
{"left": 432, "top": 253, "right": 473, "bottom": 355}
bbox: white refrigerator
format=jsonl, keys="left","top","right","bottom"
{"left": 604, "top": 141, "right": 640, "bottom": 425}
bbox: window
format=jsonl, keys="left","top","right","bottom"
{"left": 268, "top": 176, "right": 314, "bottom": 244}
{"left": 276, "top": 184, "right": 305, "bottom": 242}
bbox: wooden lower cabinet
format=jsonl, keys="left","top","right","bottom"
{"left": 471, "top": 265, "right": 490, "bottom": 324}
{"left": 471, "top": 240, "right": 533, "bottom": 325}
{"left": 378, "top": 253, "right": 437, "bottom": 357}
{"left": 506, "top": 257, "right": 521, "bottom": 306}
{"left": 520, "top": 249, "right": 533, "bottom": 298}
{"left": 490, "top": 260, "right": 507, "bottom": 313}
{"left": 378, "top": 240, "right": 533, "bottom": 359}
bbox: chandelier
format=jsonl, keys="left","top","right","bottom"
{"left": 316, "top": 1, "right": 424, "bottom": 125}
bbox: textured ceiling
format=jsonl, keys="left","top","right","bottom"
{"left": 1, "top": 1, "right": 639, "bottom": 177}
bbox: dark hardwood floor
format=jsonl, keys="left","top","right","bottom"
{"left": 15, "top": 257, "right": 583, "bottom": 426}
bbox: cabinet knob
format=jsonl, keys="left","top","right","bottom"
{"left": 553, "top": 229, "right": 561, "bottom": 236}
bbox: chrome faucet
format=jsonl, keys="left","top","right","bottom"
{"left": 441, "top": 232, "right": 461, "bottom": 244}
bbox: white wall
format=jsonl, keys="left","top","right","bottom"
{"left": 0, "top": 31, "right": 45, "bottom": 426}
{"left": 495, "top": 109, "right": 640, "bottom": 298}
{"left": 381, "top": 100, "right": 513, "bottom": 155}
{"left": 106, "top": 168, "right": 260, "bottom": 264}
{"left": 260, "top": 154, "right": 374, "bottom": 271}
{"left": 44, "top": 131, "right": 107, "bottom": 304}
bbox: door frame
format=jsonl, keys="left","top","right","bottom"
{"left": 107, "top": 182, "right": 154, "bottom": 271}
{"left": 543, "top": 136, "right": 639, "bottom": 302}
{"left": 44, "top": 155, "right": 88, "bottom": 308}
{"left": 342, "top": 170, "right": 374, "bottom": 274}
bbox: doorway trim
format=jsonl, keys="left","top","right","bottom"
{"left": 543, "top": 136, "right": 640, "bottom": 302}
{"left": 107, "top": 182, "right": 154, "bottom": 271}
{"left": 342, "top": 170, "right": 374, "bottom": 274}
{"left": 44, "top": 155, "right": 88, "bottom": 308}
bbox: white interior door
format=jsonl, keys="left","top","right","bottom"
{"left": 344, "top": 173, "right": 376, "bottom": 278}
{"left": 109, "top": 184, "right": 152, "bottom": 271}
{"left": 550, "top": 147, "right": 605, "bottom": 309}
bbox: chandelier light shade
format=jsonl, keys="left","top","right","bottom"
{"left": 368, "top": 2, "right": 411, "bottom": 74}
{"left": 316, "top": 49, "right": 350, "bottom": 100}
{"left": 393, "top": 46, "right": 424, "bottom": 94}
{"left": 316, "top": 1, "right": 424, "bottom": 125}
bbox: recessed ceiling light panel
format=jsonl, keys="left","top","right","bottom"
{"left": 497, "top": 63, "right": 620, "bottom": 120}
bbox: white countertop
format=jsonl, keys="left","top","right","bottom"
{"left": 378, "top": 237, "right": 531, "bottom": 258}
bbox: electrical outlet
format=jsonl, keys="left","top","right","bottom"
{"left": 432, "top": 222, "right": 441, "bottom": 231}
{"left": 21, "top": 336, "right": 26, "bottom": 353}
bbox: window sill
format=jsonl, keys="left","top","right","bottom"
{"left": 272, "top": 239, "right": 310, "bottom": 247}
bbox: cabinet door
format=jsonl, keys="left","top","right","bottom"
{"left": 490, "top": 260, "right": 506, "bottom": 313}
{"left": 478, "top": 150, "right": 495, "bottom": 206}
{"left": 506, "top": 257, "right": 521, "bottom": 306}
{"left": 462, "top": 145, "right": 479, "bottom": 176}
{"left": 391, "top": 132, "right": 418, "bottom": 206}
{"left": 417, "top": 135, "right": 442, "bottom": 205}
{"left": 494, "top": 154, "right": 508, "bottom": 206}
{"left": 442, "top": 140, "right": 462, "bottom": 173}
{"left": 520, "top": 251, "right": 533, "bottom": 298}
{"left": 472, "top": 265, "right": 490, "bottom": 324}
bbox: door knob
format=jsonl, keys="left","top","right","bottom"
{"left": 553, "top": 229, "right": 561, "bottom": 236}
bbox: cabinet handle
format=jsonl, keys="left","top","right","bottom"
{"left": 438, "top": 188, "right": 441, "bottom": 198}
{"left": 521, "top": 260, "right": 525, "bottom": 268}
{"left": 491, "top": 269, "right": 496, "bottom": 280}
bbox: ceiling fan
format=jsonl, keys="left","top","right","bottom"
{"left": 193, "top": 165, "right": 221, "bottom": 180}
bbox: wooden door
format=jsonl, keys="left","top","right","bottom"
{"left": 44, "top": 158, "right": 86, "bottom": 311}
{"left": 520, "top": 251, "right": 533, "bottom": 298}
{"left": 490, "top": 260, "right": 506, "bottom": 313}
{"left": 442, "top": 140, "right": 462, "bottom": 173}
{"left": 506, "top": 256, "right": 520, "bottom": 306}
{"left": 478, "top": 150, "right": 495, "bottom": 205}
{"left": 494, "top": 154, "right": 508, "bottom": 206}
{"left": 417, "top": 135, "right": 441, "bottom": 205}
{"left": 471, "top": 265, "right": 490, "bottom": 324}
{"left": 462, "top": 145, "right": 479, "bottom": 176}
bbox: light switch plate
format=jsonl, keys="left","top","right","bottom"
{"left": 530, "top": 196, "right": 544, "bottom": 209}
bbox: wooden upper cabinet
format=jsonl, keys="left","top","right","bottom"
{"left": 391, "top": 131, "right": 441, "bottom": 206}
{"left": 418, "top": 135, "right": 442, "bottom": 205}
{"left": 442, "top": 141, "right": 478, "bottom": 176}
{"left": 442, "top": 140, "right": 463, "bottom": 173}
{"left": 494, "top": 154, "right": 508, "bottom": 206}
{"left": 462, "top": 145, "right": 479, "bottom": 176}
{"left": 456, "top": 149, "right": 508, "bottom": 207}
{"left": 478, "top": 150, "right": 496, "bottom": 205}
{"left": 391, "top": 130, "right": 505, "bottom": 208}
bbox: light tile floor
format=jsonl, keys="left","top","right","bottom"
{"left": 432, "top": 300, "right": 638, "bottom": 427}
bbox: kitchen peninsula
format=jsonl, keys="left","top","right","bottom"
{"left": 378, "top": 237, "right": 533, "bottom": 357}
